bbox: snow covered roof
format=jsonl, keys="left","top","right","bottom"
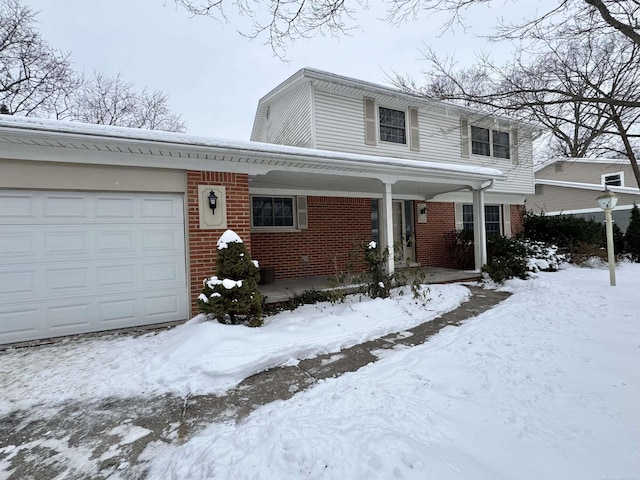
{"left": 0, "top": 115, "right": 503, "bottom": 189}
{"left": 534, "top": 178, "right": 640, "bottom": 195}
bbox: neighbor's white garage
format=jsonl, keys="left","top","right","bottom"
{"left": 0, "top": 190, "right": 188, "bottom": 345}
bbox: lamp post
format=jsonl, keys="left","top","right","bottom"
{"left": 596, "top": 189, "right": 618, "bottom": 286}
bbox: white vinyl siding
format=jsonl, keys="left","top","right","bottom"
{"left": 526, "top": 184, "right": 640, "bottom": 215}
{"left": 0, "top": 190, "right": 188, "bottom": 345}
{"left": 536, "top": 162, "right": 635, "bottom": 188}
{"left": 313, "top": 88, "right": 534, "bottom": 195}
{"left": 256, "top": 82, "right": 313, "bottom": 147}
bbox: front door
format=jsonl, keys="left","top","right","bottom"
{"left": 392, "top": 201, "right": 416, "bottom": 266}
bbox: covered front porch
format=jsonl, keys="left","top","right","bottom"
{"left": 258, "top": 266, "right": 482, "bottom": 304}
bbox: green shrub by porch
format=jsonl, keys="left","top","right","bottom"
{"left": 198, "top": 230, "right": 263, "bottom": 327}
{"left": 625, "top": 204, "right": 640, "bottom": 262}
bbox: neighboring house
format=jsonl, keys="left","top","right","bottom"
{"left": 0, "top": 68, "right": 539, "bottom": 345}
{"left": 527, "top": 158, "right": 640, "bottom": 231}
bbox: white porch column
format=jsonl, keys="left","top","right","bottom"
{"left": 381, "top": 182, "right": 395, "bottom": 275}
{"left": 472, "top": 188, "right": 487, "bottom": 271}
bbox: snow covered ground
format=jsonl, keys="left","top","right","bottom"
{"left": 148, "top": 263, "right": 640, "bottom": 480}
{"left": 1, "top": 263, "right": 638, "bottom": 479}
{"left": 0, "top": 283, "right": 469, "bottom": 415}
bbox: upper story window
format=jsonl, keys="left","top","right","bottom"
{"left": 471, "top": 126, "right": 510, "bottom": 159}
{"left": 378, "top": 107, "right": 406, "bottom": 144}
{"left": 602, "top": 171, "right": 623, "bottom": 187}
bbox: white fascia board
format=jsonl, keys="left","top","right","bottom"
{"left": 535, "top": 178, "right": 640, "bottom": 195}
{"left": 250, "top": 187, "right": 431, "bottom": 200}
{"left": 545, "top": 204, "right": 634, "bottom": 216}
{"left": 431, "top": 191, "right": 526, "bottom": 205}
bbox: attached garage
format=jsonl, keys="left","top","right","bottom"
{"left": 0, "top": 190, "right": 188, "bottom": 345}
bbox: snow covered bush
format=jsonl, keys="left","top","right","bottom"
{"left": 482, "top": 235, "right": 528, "bottom": 283}
{"left": 364, "top": 241, "right": 393, "bottom": 299}
{"left": 198, "top": 230, "right": 263, "bottom": 327}
{"left": 523, "top": 240, "right": 566, "bottom": 272}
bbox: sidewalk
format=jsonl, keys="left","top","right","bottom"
{"left": 0, "top": 285, "right": 509, "bottom": 479}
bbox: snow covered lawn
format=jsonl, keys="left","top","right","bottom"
{"left": 0, "top": 283, "right": 469, "bottom": 416}
{"left": 148, "top": 263, "right": 640, "bottom": 479}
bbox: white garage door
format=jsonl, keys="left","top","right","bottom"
{"left": 0, "top": 190, "right": 188, "bottom": 345}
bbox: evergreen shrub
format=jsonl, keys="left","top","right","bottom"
{"left": 625, "top": 204, "right": 640, "bottom": 262}
{"left": 198, "top": 230, "right": 263, "bottom": 327}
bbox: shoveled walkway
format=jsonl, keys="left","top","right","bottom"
{"left": 0, "top": 286, "right": 510, "bottom": 479}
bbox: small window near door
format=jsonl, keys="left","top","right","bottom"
{"left": 462, "top": 204, "right": 502, "bottom": 236}
{"left": 371, "top": 199, "right": 380, "bottom": 244}
{"left": 251, "top": 196, "right": 295, "bottom": 228}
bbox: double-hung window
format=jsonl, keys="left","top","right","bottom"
{"left": 471, "top": 126, "right": 510, "bottom": 159}
{"left": 462, "top": 204, "right": 502, "bottom": 236}
{"left": 252, "top": 196, "right": 294, "bottom": 228}
{"left": 378, "top": 107, "right": 406, "bottom": 144}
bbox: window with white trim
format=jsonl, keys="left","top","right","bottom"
{"left": 251, "top": 196, "right": 295, "bottom": 228}
{"left": 378, "top": 106, "right": 406, "bottom": 144}
{"left": 602, "top": 171, "right": 623, "bottom": 187}
{"left": 471, "top": 126, "right": 510, "bottom": 159}
{"left": 462, "top": 204, "right": 502, "bottom": 236}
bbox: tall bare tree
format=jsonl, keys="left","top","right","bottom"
{"left": 68, "top": 72, "right": 186, "bottom": 132}
{"left": 393, "top": 30, "right": 640, "bottom": 183}
{"left": 0, "top": 0, "right": 186, "bottom": 133}
{"left": 176, "top": 0, "right": 639, "bottom": 50}
{"left": 0, "top": 0, "right": 77, "bottom": 116}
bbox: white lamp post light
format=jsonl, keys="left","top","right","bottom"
{"left": 596, "top": 189, "right": 619, "bottom": 286}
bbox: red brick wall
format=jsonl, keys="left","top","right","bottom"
{"left": 251, "top": 196, "right": 371, "bottom": 279}
{"left": 187, "top": 171, "right": 250, "bottom": 315}
{"left": 510, "top": 204, "right": 526, "bottom": 237}
{"left": 414, "top": 202, "right": 457, "bottom": 268}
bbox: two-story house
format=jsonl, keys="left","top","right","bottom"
{"left": 527, "top": 158, "right": 640, "bottom": 231}
{"left": 250, "top": 68, "right": 540, "bottom": 275}
{"left": 0, "top": 68, "right": 538, "bottom": 345}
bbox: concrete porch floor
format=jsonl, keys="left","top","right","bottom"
{"left": 258, "top": 267, "right": 482, "bottom": 304}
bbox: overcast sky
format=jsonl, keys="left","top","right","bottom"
{"left": 26, "top": 0, "right": 540, "bottom": 140}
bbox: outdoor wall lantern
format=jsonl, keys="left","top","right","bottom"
{"left": 208, "top": 190, "right": 218, "bottom": 214}
{"left": 596, "top": 189, "right": 618, "bottom": 286}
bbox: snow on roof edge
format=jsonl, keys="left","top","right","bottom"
{"left": 0, "top": 115, "right": 504, "bottom": 179}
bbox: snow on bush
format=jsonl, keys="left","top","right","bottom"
{"left": 198, "top": 230, "right": 263, "bottom": 327}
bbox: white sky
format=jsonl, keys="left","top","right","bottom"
{"left": 25, "top": 0, "right": 543, "bottom": 139}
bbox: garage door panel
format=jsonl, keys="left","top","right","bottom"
{"left": 48, "top": 303, "right": 91, "bottom": 330}
{"left": 141, "top": 197, "right": 180, "bottom": 218}
{"left": 0, "top": 308, "right": 38, "bottom": 336}
{"left": 0, "top": 190, "right": 188, "bottom": 344}
{"left": 45, "top": 231, "right": 89, "bottom": 256}
{"left": 97, "top": 265, "right": 136, "bottom": 288}
{"left": 95, "top": 196, "right": 135, "bottom": 217}
{"left": 0, "top": 231, "right": 36, "bottom": 255}
{"left": 44, "top": 195, "right": 87, "bottom": 218}
{"left": 0, "top": 192, "right": 36, "bottom": 218}
{"left": 98, "top": 298, "right": 138, "bottom": 325}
